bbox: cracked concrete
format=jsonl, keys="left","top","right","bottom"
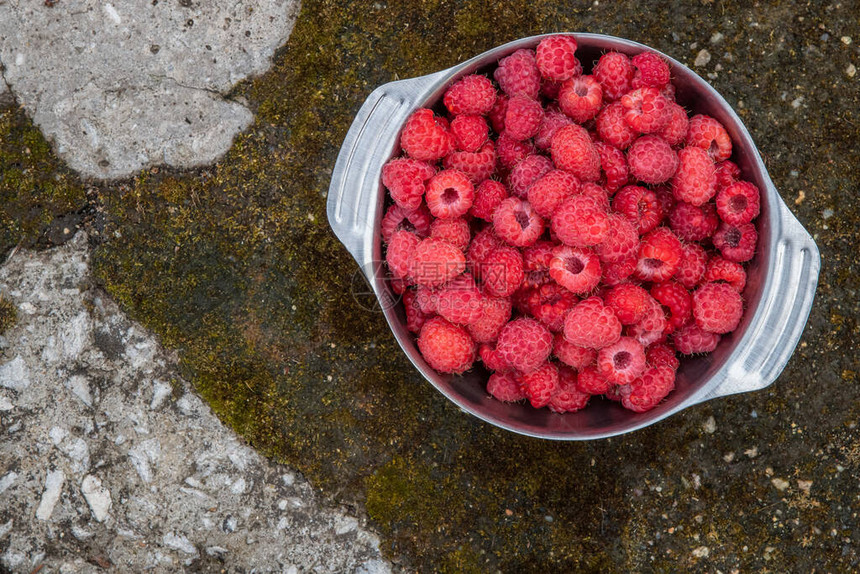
{"left": 0, "top": 0, "right": 300, "bottom": 179}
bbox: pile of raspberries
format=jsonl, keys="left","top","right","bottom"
{"left": 381, "top": 35, "right": 759, "bottom": 414}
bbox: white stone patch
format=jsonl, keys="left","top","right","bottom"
{"left": 81, "top": 475, "right": 112, "bottom": 522}
{"left": 150, "top": 380, "right": 172, "bottom": 410}
{"left": 128, "top": 438, "right": 161, "bottom": 483}
{"left": 65, "top": 375, "right": 93, "bottom": 407}
{"left": 0, "top": 471, "right": 18, "bottom": 495}
{"left": 0, "top": 355, "right": 30, "bottom": 391}
{"left": 35, "top": 470, "right": 65, "bottom": 520}
{"left": 103, "top": 3, "right": 122, "bottom": 25}
{"left": 0, "top": 519, "right": 13, "bottom": 539}
{"left": 62, "top": 312, "right": 91, "bottom": 360}
{"left": 0, "top": 395, "right": 13, "bottom": 411}
{"left": 163, "top": 532, "right": 197, "bottom": 555}
{"left": 230, "top": 477, "right": 247, "bottom": 495}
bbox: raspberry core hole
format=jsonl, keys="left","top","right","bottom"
{"left": 565, "top": 256, "right": 585, "bottom": 274}
{"left": 724, "top": 227, "right": 742, "bottom": 247}
{"left": 614, "top": 351, "right": 631, "bottom": 369}
{"left": 708, "top": 140, "right": 720, "bottom": 158}
{"left": 729, "top": 194, "right": 748, "bottom": 212}
{"left": 515, "top": 209, "right": 531, "bottom": 230}
{"left": 574, "top": 82, "right": 588, "bottom": 97}
{"left": 643, "top": 257, "right": 664, "bottom": 270}
{"left": 442, "top": 187, "right": 459, "bottom": 204}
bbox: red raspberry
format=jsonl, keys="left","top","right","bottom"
{"left": 381, "top": 204, "right": 431, "bottom": 243}
{"left": 659, "top": 101, "right": 690, "bottom": 146}
{"left": 409, "top": 237, "right": 466, "bottom": 288}
{"left": 415, "top": 285, "right": 440, "bottom": 314}
{"left": 628, "top": 294, "right": 668, "bottom": 347}
{"left": 495, "top": 132, "right": 535, "bottom": 171}
{"left": 604, "top": 384, "right": 624, "bottom": 402}
{"left": 535, "top": 108, "right": 574, "bottom": 150}
{"left": 631, "top": 52, "right": 671, "bottom": 89}
{"left": 540, "top": 79, "right": 562, "bottom": 100}
{"left": 549, "top": 246, "right": 601, "bottom": 295}
{"left": 594, "top": 141, "right": 628, "bottom": 193}
{"left": 442, "top": 142, "right": 496, "bottom": 184}
{"left": 436, "top": 273, "right": 484, "bottom": 325}
{"left": 558, "top": 75, "right": 603, "bottom": 123}
{"left": 527, "top": 169, "right": 579, "bottom": 218}
{"left": 466, "top": 225, "right": 503, "bottom": 280}
{"left": 650, "top": 281, "right": 692, "bottom": 331}
{"left": 635, "top": 227, "right": 683, "bottom": 282}
{"left": 716, "top": 181, "right": 760, "bottom": 225}
{"left": 661, "top": 82, "right": 676, "bottom": 101}
{"left": 425, "top": 169, "right": 475, "bottom": 218}
{"left": 674, "top": 242, "right": 707, "bottom": 290}
{"left": 430, "top": 217, "right": 470, "bottom": 251}
{"left": 385, "top": 229, "right": 420, "bottom": 280}
{"left": 646, "top": 342, "right": 679, "bottom": 371}
{"left": 520, "top": 361, "right": 560, "bottom": 408}
{"left": 621, "top": 87, "right": 671, "bottom": 133}
{"left": 390, "top": 277, "right": 408, "bottom": 296}
{"left": 400, "top": 108, "right": 455, "bottom": 161}
{"left": 486, "top": 371, "right": 525, "bottom": 402}
{"left": 382, "top": 158, "right": 431, "bottom": 212}
{"left": 686, "top": 114, "right": 732, "bottom": 162}
{"left": 713, "top": 222, "right": 757, "bottom": 262}
{"left": 524, "top": 281, "right": 579, "bottom": 332}
{"left": 605, "top": 283, "right": 651, "bottom": 325}
{"left": 714, "top": 159, "right": 741, "bottom": 190}
{"left": 469, "top": 179, "right": 508, "bottom": 221}
{"left": 467, "top": 295, "right": 512, "bottom": 343}
{"left": 508, "top": 154, "right": 554, "bottom": 198}
{"left": 578, "top": 182, "right": 610, "bottom": 211}
{"left": 418, "top": 317, "right": 476, "bottom": 374}
{"left": 482, "top": 246, "right": 524, "bottom": 297}
{"left": 494, "top": 48, "right": 541, "bottom": 100}
{"left": 598, "top": 336, "right": 647, "bottom": 384}
{"left": 522, "top": 240, "right": 555, "bottom": 288}
{"left": 563, "top": 296, "right": 622, "bottom": 350}
{"left": 488, "top": 94, "right": 509, "bottom": 133}
{"left": 479, "top": 342, "right": 509, "bottom": 371}
{"left": 535, "top": 35, "right": 580, "bottom": 81}
{"left": 551, "top": 194, "right": 610, "bottom": 247}
{"left": 549, "top": 366, "right": 590, "bottom": 412}
{"left": 504, "top": 95, "right": 544, "bottom": 141}
{"left": 575, "top": 364, "right": 612, "bottom": 395}
{"left": 627, "top": 135, "right": 678, "bottom": 185}
{"left": 619, "top": 365, "right": 676, "bottom": 413}
{"left": 496, "top": 317, "right": 553, "bottom": 373}
{"left": 613, "top": 185, "right": 664, "bottom": 235}
{"left": 450, "top": 114, "right": 489, "bottom": 152}
{"left": 553, "top": 333, "right": 596, "bottom": 369}
{"left": 704, "top": 256, "right": 747, "bottom": 292}
{"left": 595, "top": 101, "right": 638, "bottom": 149}
{"left": 673, "top": 322, "right": 721, "bottom": 354}
{"left": 593, "top": 51, "right": 634, "bottom": 101}
{"left": 672, "top": 146, "right": 717, "bottom": 206}
{"left": 669, "top": 201, "right": 719, "bottom": 242}
{"left": 492, "top": 197, "right": 544, "bottom": 247}
{"left": 602, "top": 256, "right": 637, "bottom": 286}
{"left": 653, "top": 184, "right": 676, "bottom": 214}
{"left": 693, "top": 282, "right": 744, "bottom": 334}
{"left": 550, "top": 124, "right": 601, "bottom": 182}
{"left": 403, "top": 289, "right": 433, "bottom": 334}
{"left": 443, "top": 74, "right": 497, "bottom": 116}
{"left": 595, "top": 214, "right": 639, "bottom": 264}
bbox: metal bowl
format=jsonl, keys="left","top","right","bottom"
{"left": 327, "top": 33, "right": 821, "bottom": 440}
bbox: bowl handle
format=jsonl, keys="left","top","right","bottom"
{"left": 703, "top": 196, "right": 821, "bottom": 400}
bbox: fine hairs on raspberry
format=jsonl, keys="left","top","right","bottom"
{"left": 381, "top": 34, "right": 761, "bottom": 414}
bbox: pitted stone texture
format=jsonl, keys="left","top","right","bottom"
{"left": 0, "top": 234, "right": 391, "bottom": 573}
{"left": 0, "top": 0, "right": 299, "bottom": 179}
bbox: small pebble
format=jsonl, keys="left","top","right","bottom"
{"left": 710, "top": 32, "right": 724, "bottom": 44}
{"left": 847, "top": 64, "right": 856, "bottom": 78}
{"left": 694, "top": 49, "right": 712, "bottom": 67}
{"left": 841, "top": 36, "right": 852, "bottom": 45}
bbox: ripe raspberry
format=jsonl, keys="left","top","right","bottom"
{"left": 492, "top": 197, "right": 544, "bottom": 247}
{"left": 674, "top": 242, "right": 707, "bottom": 289}
{"left": 488, "top": 94, "right": 509, "bottom": 133}
{"left": 504, "top": 95, "right": 544, "bottom": 141}
{"left": 400, "top": 108, "right": 455, "bottom": 161}
{"left": 673, "top": 322, "right": 721, "bottom": 354}
{"left": 627, "top": 135, "right": 678, "bottom": 185}
{"left": 604, "top": 384, "right": 624, "bottom": 402}
{"left": 661, "top": 82, "right": 676, "bottom": 101}
{"left": 704, "top": 256, "right": 747, "bottom": 292}
{"left": 693, "top": 282, "right": 743, "bottom": 334}
{"left": 486, "top": 371, "right": 525, "bottom": 402}
{"left": 409, "top": 237, "right": 466, "bottom": 288}
{"left": 436, "top": 273, "right": 483, "bottom": 325}
{"left": 496, "top": 317, "right": 553, "bottom": 373}
{"left": 650, "top": 281, "right": 692, "bottom": 331}
{"left": 635, "top": 227, "right": 683, "bottom": 282}
{"left": 595, "top": 214, "right": 639, "bottom": 264}
{"left": 619, "top": 365, "right": 676, "bottom": 413}
{"left": 631, "top": 52, "right": 671, "bottom": 89}
{"left": 653, "top": 184, "right": 675, "bottom": 214}
{"left": 628, "top": 294, "right": 668, "bottom": 346}
{"left": 563, "top": 296, "right": 622, "bottom": 350}
{"left": 621, "top": 87, "right": 671, "bottom": 133}
{"left": 593, "top": 51, "right": 634, "bottom": 101}
{"left": 578, "top": 182, "right": 611, "bottom": 211}
{"left": 479, "top": 342, "right": 509, "bottom": 371}
{"left": 430, "top": 217, "right": 470, "bottom": 251}
{"left": 598, "top": 337, "right": 647, "bottom": 384}
{"left": 381, "top": 204, "right": 431, "bottom": 243}
{"left": 524, "top": 281, "right": 579, "bottom": 332}
{"left": 403, "top": 289, "right": 433, "bottom": 334}
{"left": 390, "top": 277, "right": 408, "bottom": 296}
{"left": 540, "top": 78, "right": 562, "bottom": 100}
{"left": 535, "top": 35, "right": 580, "bottom": 81}
{"left": 482, "top": 246, "right": 524, "bottom": 297}
{"left": 425, "top": 169, "right": 475, "bottom": 218}
{"left": 592, "top": 141, "right": 628, "bottom": 193}
{"left": 535, "top": 109, "right": 574, "bottom": 150}
{"left": 672, "top": 146, "right": 717, "bottom": 206}
{"left": 659, "top": 101, "right": 690, "bottom": 146}
{"left": 553, "top": 333, "right": 596, "bottom": 369}
{"left": 550, "top": 124, "right": 601, "bottom": 182}
{"left": 467, "top": 225, "right": 503, "bottom": 280}
{"left": 686, "top": 114, "right": 732, "bottom": 162}
{"left": 552, "top": 194, "right": 610, "bottom": 247}
{"left": 575, "top": 364, "right": 612, "bottom": 395}
{"left": 613, "top": 185, "right": 664, "bottom": 235}
{"left": 443, "top": 74, "right": 497, "bottom": 116}
{"left": 596, "top": 101, "right": 637, "bottom": 149}
{"left": 467, "top": 295, "right": 512, "bottom": 343}
{"left": 714, "top": 159, "right": 741, "bottom": 190}
{"left": 549, "top": 366, "right": 591, "bottom": 412}
{"left": 382, "top": 158, "right": 429, "bottom": 212}
{"left": 602, "top": 256, "right": 637, "bottom": 286}
{"left": 385, "top": 230, "right": 420, "bottom": 280}
{"left": 442, "top": 142, "right": 496, "bottom": 184}
{"left": 508, "top": 154, "right": 553, "bottom": 198}
{"left": 415, "top": 285, "right": 440, "bottom": 314}
{"left": 549, "top": 246, "right": 601, "bottom": 295}
{"left": 669, "top": 201, "right": 719, "bottom": 242}
{"left": 716, "top": 181, "right": 760, "bottom": 225}
{"left": 522, "top": 240, "right": 555, "bottom": 288}
{"left": 494, "top": 48, "right": 541, "bottom": 100}
{"left": 520, "top": 361, "right": 560, "bottom": 408}
{"left": 527, "top": 169, "right": 579, "bottom": 218}
{"left": 558, "top": 75, "right": 603, "bottom": 123}
{"left": 495, "top": 132, "right": 535, "bottom": 171}
{"left": 605, "top": 283, "right": 651, "bottom": 325}
{"left": 713, "top": 222, "right": 757, "bottom": 262}
{"left": 450, "top": 114, "right": 489, "bottom": 152}
{"left": 418, "top": 317, "right": 476, "bottom": 374}
{"left": 470, "top": 180, "right": 508, "bottom": 221}
{"left": 646, "top": 343, "right": 679, "bottom": 371}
